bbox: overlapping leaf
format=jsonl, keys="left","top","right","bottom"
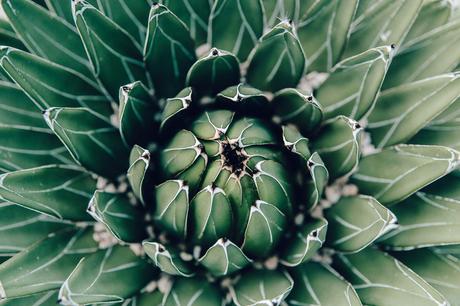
{"left": 163, "top": 277, "right": 222, "bottom": 306}
{"left": 143, "top": 241, "right": 195, "bottom": 277}
{"left": 127, "top": 145, "right": 152, "bottom": 205}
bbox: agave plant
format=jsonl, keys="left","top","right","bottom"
{"left": 0, "top": 0, "right": 460, "bottom": 305}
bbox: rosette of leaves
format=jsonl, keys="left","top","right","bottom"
{"left": 0, "top": 0, "right": 459, "bottom": 305}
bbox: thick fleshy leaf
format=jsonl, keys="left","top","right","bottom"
{"left": 0, "top": 290, "right": 57, "bottom": 306}
{"left": 410, "top": 118, "right": 460, "bottom": 151}
{"left": 88, "top": 191, "right": 147, "bottom": 243}
{"left": 316, "top": 46, "right": 392, "bottom": 120}
{"left": 393, "top": 247, "right": 460, "bottom": 305}
{"left": 2, "top": 0, "right": 93, "bottom": 77}
{"left": 127, "top": 145, "right": 152, "bottom": 205}
{"left": 246, "top": 21, "right": 305, "bottom": 92}
{"left": 160, "top": 0, "right": 211, "bottom": 45}
{"left": 0, "top": 82, "right": 72, "bottom": 172}
{"left": 216, "top": 84, "right": 270, "bottom": 116}
{"left": 304, "top": 152, "right": 329, "bottom": 210}
{"left": 186, "top": 48, "right": 240, "bottom": 96}
{"left": 261, "top": 0, "right": 303, "bottom": 27}
{"left": 368, "top": 73, "right": 460, "bottom": 148}
{"left": 45, "top": 0, "right": 74, "bottom": 23}
{"left": 226, "top": 117, "right": 277, "bottom": 147}
{"left": 384, "top": 21, "right": 460, "bottom": 89}
{"left": 310, "top": 116, "right": 362, "bottom": 179}
{"left": 343, "top": 0, "right": 423, "bottom": 58}
{"left": 297, "top": 0, "right": 358, "bottom": 72}
{"left": 209, "top": 0, "right": 264, "bottom": 61}
{"left": 73, "top": 0, "right": 147, "bottom": 100}
{"left": 190, "top": 110, "right": 234, "bottom": 141}
{"left": 0, "top": 165, "right": 95, "bottom": 221}
{"left": 0, "top": 47, "right": 111, "bottom": 117}
{"left": 163, "top": 277, "right": 223, "bottom": 306}
{"left": 241, "top": 200, "right": 286, "bottom": 259}
{"left": 143, "top": 241, "right": 194, "bottom": 277}
{"left": 190, "top": 185, "right": 232, "bottom": 247}
{"left": 403, "top": 0, "right": 453, "bottom": 44}
{"left": 154, "top": 180, "right": 189, "bottom": 239}
{"left": 0, "top": 202, "right": 72, "bottom": 256}
{"left": 0, "top": 19, "right": 25, "bottom": 50}
{"left": 272, "top": 89, "right": 323, "bottom": 135}
{"left": 58, "top": 246, "right": 155, "bottom": 305}
{"left": 351, "top": 145, "right": 460, "bottom": 205}
{"left": 144, "top": 3, "right": 196, "bottom": 99}
{"left": 198, "top": 238, "right": 252, "bottom": 277}
{"left": 324, "top": 195, "right": 397, "bottom": 253}
{"left": 288, "top": 262, "right": 362, "bottom": 306}
{"left": 280, "top": 218, "right": 327, "bottom": 266}
{"left": 333, "top": 248, "right": 448, "bottom": 306}
{"left": 119, "top": 81, "right": 158, "bottom": 147}
{"left": 282, "top": 125, "right": 311, "bottom": 160}
{"left": 230, "top": 269, "right": 293, "bottom": 306}
{"left": 0, "top": 227, "right": 98, "bottom": 299}
{"left": 96, "top": 0, "right": 150, "bottom": 44}
{"left": 160, "top": 87, "right": 194, "bottom": 135}
{"left": 379, "top": 174, "right": 460, "bottom": 249}
{"left": 44, "top": 107, "right": 129, "bottom": 179}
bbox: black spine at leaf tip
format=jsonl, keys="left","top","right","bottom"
{"left": 307, "top": 160, "right": 314, "bottom": 167}
{"left": 122, "top": 85, "right": 130, "bottom": 92}
{"left": 158, "top": 245, "right": 165, "bottom": 252}
{"left": 391, "top": 43, "right": 396, "bottom": 49}
{"left": 307, "top": 96, "right": 313, "bottom": 101}
{"left": 41, "top": 110, "right": 46, "bottom": 114}
{"left": 57, "top": 299, "right": 62, "bottom": 304}
{"left": 212, "top": 49, "right": 219, "bottom": 56}
{"left": 221, "top": 237, "right": 228, "bottom": 243}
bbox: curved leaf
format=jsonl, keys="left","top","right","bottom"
{"left": 44, "top": 107, "right": 129, "bottom": 179}
{"left": 127, "top": 145, "right": 151, "bottom": 205}
{"left": 143, "top": 241, "right": 195, "bottom": 277}
{"left": 324, "top": 195, "right": 397, "bottom": 253}
{"left": 88, "top": 191, "right": 147, "bottom": 243}
{"left": 144, "top": 3, "right": 196, "bottom": 99}
{"left": 0, "top": 165, "right": 95, "bottom": 221}
{"left": 163, "top": 277, "right": 223, "bottom": 306}
{"left": 0, "top": 290, "right": 57, "bottom": 306}
{"left": 58, "top": 246, "right": 155, "bottom": 305}
{"left": 351, "top": 145, "right": 460, "bottom": 205}
{"left": 0, "top": 227, "right": 98, "bottom": 299}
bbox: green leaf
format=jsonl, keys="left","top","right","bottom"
{"left": 0, "top": 19, "right": 25, "bottom": 50}
{"left": 384, "top": 21, "right": 460, "bottom": 89}
{"left": 190, "top": 185, "right": 232, "bottom": 247}
{"left": 2, "top": 0, "right": 93, "bottom": 77}
{"left": 297, "top": 0, "right": 358, "bottom": 72}
{"left": 316, "top": 46, "right": 392, "bottom": 121}
{"left": 198, "top": 238, "right": 252, "bottom": 277}
{"left": 88, "top": 191, "right": 147, "bottom": 243}
{"left": 58, "top": 245, "right": 155, "bottom": 305}
{"left": 241, "top": 200, "right": 287, "bottom": 259}
{"left": 144, "top": 3, "right": 196, "bottom": 99}
{"left": 403, "top": 0, "right": 454, "bottom": 46}
{"left": 163, "top": 277, "right": 223, "bottom": 306}
{"left": 287, "top": 262, "right": 362, "bottom": 306}
{"left": 127, "top": 145, "right": 152, "bottom": 205}
{"left": 44, "top": 107, "right": 129, "bottom": 179}
{"left": 392, "top": 247, "right": 460, "bottom": 305}
{"left": 333, "top": 248, "right": 448, "bottom": 306}
{"left": 0, "top": 81, "right": 72, "bottom": 173}
{"left": 0, "top": 290, "right": 57, "bottom": 306}
{"left": 0, "top": 202, "right": 72, "bottom": 256}
{"left": 160, "top": 87, "right": 194, "bottom": 136}
{"left": 186, "top": 48, "right": 240, "bottom": 96}
{"left": 160, "top": 0, "right": 211, "bottom": 45}
{"left": 190, "top": 110, "right": 234, "bottom": 141}
{"left": 368, "top": 73, "right": 460, "bottom": 148}
{"left": 0, "top": 165, "right": 95, "bottom": 221}
{"left": 410, "top": 118, "right": 460, "bottom": 151}
{"left": 45, "top": 0, "right": 74, "bottom": 24}
{"left": 273, "top": 88, "right": 323, "bottom": 135}
{"left": 230, "top": 269, "right": 294, "bottom": 306}
{"left": 246, "top": 21, "right": 305, "bottom": 92}
{"left": 352, "top": 145, "right": 460, "bottom": 205}
{"left": 342, "top": 0, "right": 423, "bottom": 58}
{"left": 96, "top": 0, "right": 150, "bottom": 44}
{"left": 304, "top": 152, "right": 329, "bottom": 210}
{"left": 280, "top": 218, "right": 328, "bottom": 266}
{"left": 282, "top": 125, "right": 311, "bottom": 161}
{"left": 136, "top": 290, "right": 164, "bottom": 306}
{"left": 143, "top": 241, "right": 195, "bottom": 277}
{"left": 261, "top": 0, "right": 310, "bottom": 27}
{"left": 119, "top": 81, "right": 158, "bottom": 147}
{"left": 0, "top": 227, "right": 98, "bottom": 299}
{"left": 324, "top": 195, "right": 397, "bottom": 253}
{"left": 379, "top": 174, "right": 460, "bottom": 249}
{"left": 216, "top": 84, "right": 270, "bottom": 117}
{"left": 73, "top": 0, "right": 147, "bottom": 100}
{"left": 310, "top": 116, "right": 362, "bottom": 179}
{"left": 154, "top": 180, "right": 189, "bottom": 239}
{"left": 0, "top": 47, "right": 112, "bottom": 117}
{"left": 209, "top": 0, "right": 264, "bottom": 61}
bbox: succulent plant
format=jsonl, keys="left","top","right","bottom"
{"left": 0, "top": 0, "right": 460, "bottom": 305}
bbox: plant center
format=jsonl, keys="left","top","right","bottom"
{"left": 221, "top": 141, "right": 248, "bottom": 175}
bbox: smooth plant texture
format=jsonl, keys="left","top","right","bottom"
{"left": 0, "top": 0, "right": 459, "bottom": 305}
